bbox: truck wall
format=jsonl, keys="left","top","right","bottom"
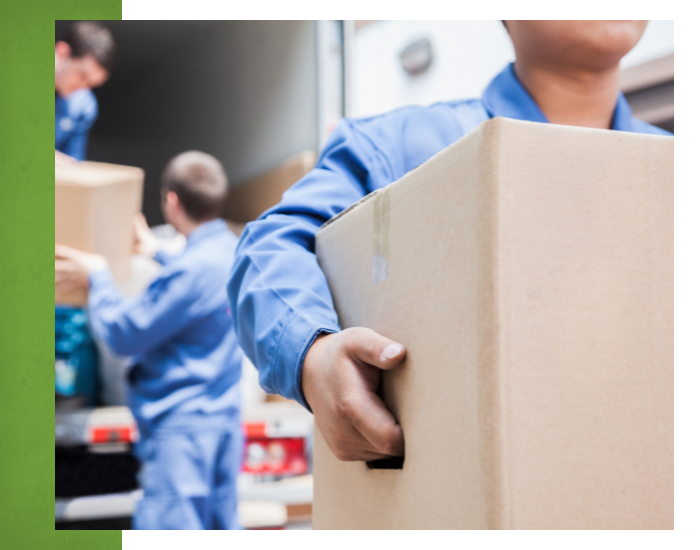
{"left": 350, "top": 20, "right": 674, "bottom": 119}
{"left": 56, "top": 21, "right": 318, "bottom": 225}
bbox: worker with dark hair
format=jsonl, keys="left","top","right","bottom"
{"left": 55, "top": 21, "right": 116, "bottom": 163}
{"left": 55, "top": 151, "right": 244, "bottom": 530}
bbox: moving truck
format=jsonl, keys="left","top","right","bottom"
{"left": 53, "top": 20, "right": 327, "bottom": 529}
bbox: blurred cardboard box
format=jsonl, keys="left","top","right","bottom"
{"left": 314, "top": 117, "right": 673, "bottom": 529}
{"left": 56, "top": 161, "right": 144, "bottom": 305}
{"left": 223, "top": 150, "right": 316, "bottom": 225}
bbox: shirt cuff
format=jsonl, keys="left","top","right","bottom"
{"left": 153, "top": 249, "right": 169, "bottom": 265}
{"left": 88, "top": 268, "right": 115, "bottom": 290}
{"left": 273, "top": 311, "right": 339, "bottom": 412}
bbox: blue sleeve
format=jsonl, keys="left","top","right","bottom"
{"left": 62, "top": 102, "right": 98, "bottom": 161}
{"left": 227, "top": 118, "right": 395, "bottom": 408}
{"left": 87, "top": 267, "right": 196, "bottom": 357}
{"left": 153, "top": 249, "right": 178, "bottom": 266}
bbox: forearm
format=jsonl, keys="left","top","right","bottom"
{"left": 228, "top": 117, "right": 392, "bottom": 408}
{"left": 229, "top": 214, "right": 341, "bottom": 407}
{"left": 153, "top": 249, "right": 176, "bottom": 266}
{"left": 87, "top": 266, "right": 194, "bottom": 357}
{"left": 87, "top": 269, "right": 130, "bottom": 355}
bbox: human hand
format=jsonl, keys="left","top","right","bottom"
{"left": 55, "top": 150, "right": 77, "bottom": 167}
{"left": 55, "top": 245, "right": 109, "bottom": 292}
{"left": 301, "top": 327, "right": 406, "bottom": 461}
{"left": 55, "top": 258, "right": 89, "bottom": 294}
{"left": 133, "top": 213, "right": 159, "bottom": 258}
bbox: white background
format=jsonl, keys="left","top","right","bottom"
{"left": 351, "top": 20, "right": 674, "bottom": 118}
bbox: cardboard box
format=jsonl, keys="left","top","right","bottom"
{"left": 56, "top": 161, "right": 144, "bottom": 305}
{"left": 223, "top": 150, "right": 316, "bottom": 223}
{"left": 313, "top": 117, "right": 673, "bottom": 530}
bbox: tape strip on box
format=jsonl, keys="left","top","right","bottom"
{"left": 372, "top": 187, "right": 391, "bottom": 285}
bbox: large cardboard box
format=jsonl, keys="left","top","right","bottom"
{"left": 223, "top": 150, "right": 316, "bottom": 226}
{"left": 56, "top": 161, "right": 144, "bottom": 305}
{"left": 313, "top": 117, "right": 673, "bottom": 530}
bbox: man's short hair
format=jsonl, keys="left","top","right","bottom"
{"left": 60, "top": 21, "right": 116, "bottom": 72}
{"left": 161, "top": 151, "right": 229, "bottom": 222}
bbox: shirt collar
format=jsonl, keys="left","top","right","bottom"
{"left": 609, "top": 93, "right": 635, "bottom": 132}
{"left": 482, "top": 62, "right": 636, "bottom": 131}
{"left": 482, "top": 63, "right": 549, "bottom": 123}
{"left": 185, "top": 218, "right": 227, "bottom": 248}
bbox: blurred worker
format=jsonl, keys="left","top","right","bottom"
{"left": 55, "top": 152, "right": 244, "bottom": 530}
{"left": 55, "top": 21, "right": 115, "bottom": 164}
{"left": 227, "top": 21, "right": 673, "bottom": 463}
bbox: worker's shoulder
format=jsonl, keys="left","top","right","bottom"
{"left": 347, "top": 98, "right": 485, "bottom": 154}
{"left": 185, "top": 231, "right": 237, "bottom": 271}
{"left": 350, "top": 98, "right": 483, "bottom": 133}
{"left": 65, "top": 88, "right": 98, "bottom": 118}
{"left": 629, "top": 117, "right": 673, "bottom": 137}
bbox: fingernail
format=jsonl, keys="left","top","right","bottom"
{"left": 381, "top": 344, "right": 403, "bottom": 361}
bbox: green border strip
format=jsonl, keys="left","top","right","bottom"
{"left": 0, "top": 2, "right": 122, "bottom": 548}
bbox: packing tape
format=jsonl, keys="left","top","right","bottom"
{"left": 373, "top": 187, "right": 391, "bottom": 285}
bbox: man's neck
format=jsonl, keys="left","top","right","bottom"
{"left": 179, "top": 217, "right": 215, "bottom": 238}
{"left": 513, "top": 59, "right": 621, "bottom": 130}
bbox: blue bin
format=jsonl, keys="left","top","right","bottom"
{"left": 55, "top": 306, "right": 98, "bottom": 406}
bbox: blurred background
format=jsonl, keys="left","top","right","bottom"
{"left": 55, "top": 20, "right": 673, "bottom": 225}
{"left": 54, "top": 20, "right": 674, "bottom": 530}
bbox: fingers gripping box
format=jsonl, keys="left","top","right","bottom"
{"left": 313, "top": 118, "right": 673, "bottom": 529}
{"left": 56, "top": 161, "right": 144, "bottom": 305}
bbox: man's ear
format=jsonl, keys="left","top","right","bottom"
{"left": 163, "top": 191, "right": 191, "bottom": 229}
{"left": 165, "top": 191, "right": 181, "bottom": 212}
{"left": 55, "top": 41, "right": 71, "bottom": 58}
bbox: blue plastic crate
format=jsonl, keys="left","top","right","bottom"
{"left": 55, "top": 306, "right": 98, "bottom": 405}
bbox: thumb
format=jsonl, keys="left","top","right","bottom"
{"left": 55, "top": 244, "right": 76, "bottom": 259}
{"left": 342, "top": 327, "right": 406, "bottom": 371}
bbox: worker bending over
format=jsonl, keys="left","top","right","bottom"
{"left": 55, "top": 21, "right": 114, "bottom": 164}
{"left": 56, "top": 152, "right": 244, "bottom": 530}
{"left": 227, "top": 21, "right": 672, "bottom": 463}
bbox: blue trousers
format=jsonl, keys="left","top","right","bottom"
{"left": 132, "top": 427, "right": 244, "bottom": 530}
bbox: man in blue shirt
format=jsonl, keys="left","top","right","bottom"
{"left": 56, "top": 152, "right": 244, "bottom": 530}
{"left": 228, "top": 21, "right": 672, "bottom": 463}
{"left": 55, "top": 21, "right": 115, "bottom": 163}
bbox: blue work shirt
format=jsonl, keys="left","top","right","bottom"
{"left": 55, "top": 89, "right": 98, "bottom": 161}
{"left": 89, "top": 219, "right": 243, "bottom": 437}
{"left": 227, "top": 62, "right": 673, "bottom": 409}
